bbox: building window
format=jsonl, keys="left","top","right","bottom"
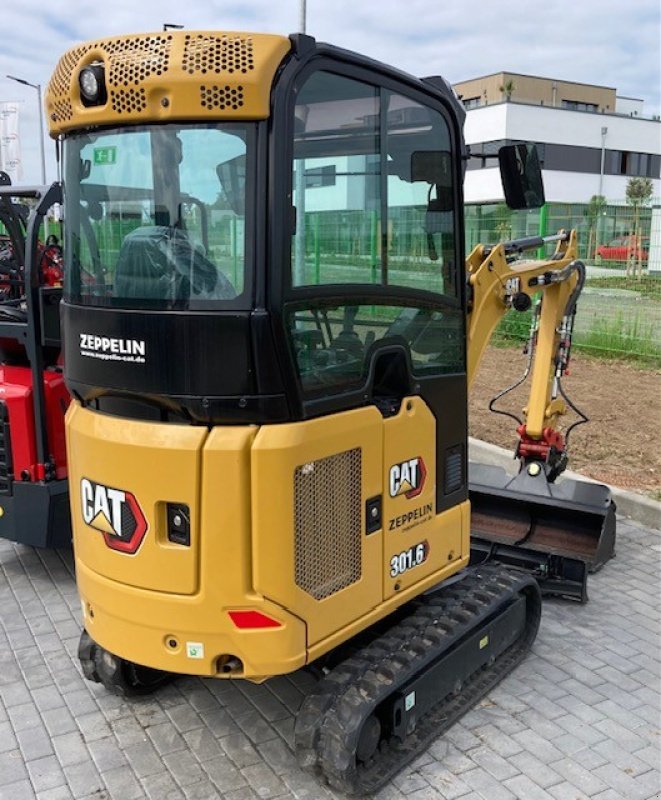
{"left": 561, "top": 99, "right": 598, "bottom": 113}
{"left": 305, "top": 165, "right": 336, "bottom": 188}
{"left": 462, "top": 96, "right": 480, "bottom": 109}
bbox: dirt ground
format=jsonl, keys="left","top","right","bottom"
{"left": 469, "top": 345, "right": 660, "bottom": 497}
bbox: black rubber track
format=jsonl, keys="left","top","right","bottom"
{"left": 78, "top": 629, "right": 172, "bottom": 697}
{"left": 294, "top": 564, "right": 542, "bottom": 795}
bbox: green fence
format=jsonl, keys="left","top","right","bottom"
{"left": 472, "top": 200, "right": 660, "bottom": 364}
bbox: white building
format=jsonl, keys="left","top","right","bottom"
{"left": 462, "top": 101, "right": 661, "bottom": 206}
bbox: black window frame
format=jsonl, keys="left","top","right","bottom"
{"left": 268, "top": 53, "right": 467, "bottom": 418}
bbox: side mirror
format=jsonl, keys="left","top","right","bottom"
{"left": 499, "top": 143, "right": 545, "bottom": 209}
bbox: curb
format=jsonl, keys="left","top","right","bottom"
{"left": 469, "top": 437, "right": 661, "bottom": 531}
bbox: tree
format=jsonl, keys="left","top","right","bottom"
{"left": 584, "top": 194, "right": 607, "bottom": 260}
{"left": 499, "top": 79, "right": 515, "bottom": 101}
{"left": 625, "top": 177, "right": 653, "bottom": 278}
{"left": 494, "top": 203, "right": 514, "bottom": 241}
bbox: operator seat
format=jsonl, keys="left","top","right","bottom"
{"left": 114, "top": 219, "right": 236, "bottom": 302}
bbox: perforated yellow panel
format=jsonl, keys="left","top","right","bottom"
{"left": 294, "top": 448, "right": 362, "bottom": 601}
{"left": 46, "top": 31, "right": 291, "bottom": 135}
{"left": 182, "top": 33, "right": 254, "bottom": 75}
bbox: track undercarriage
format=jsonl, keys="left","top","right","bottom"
{"left": 79, "top": 564, "right": 541, "bottom": 795}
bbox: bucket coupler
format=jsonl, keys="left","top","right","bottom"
{"left": 468, "top": 462, "right": 616, "bottom": 602}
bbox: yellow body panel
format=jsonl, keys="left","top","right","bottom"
{"left": 252, "top": 406, "right": 384, "bottom": 646}
{"left": 68, "top": 398, "right": 470, "bottom": 680}
{"left": 67, "top": 403, "right": 205, "bottom": 594}
{"left": 45, "top": 31, "right": 291, "bottom": 135}
{"left": 382, "top": 398, "right": 462, "bottom": 599}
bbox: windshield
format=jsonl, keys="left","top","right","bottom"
{"left": 64, "top": 123, "right": 254, "bottom": 309}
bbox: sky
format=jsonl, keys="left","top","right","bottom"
{"left": 0, "top": 0, "right": 659, "bottom": 184}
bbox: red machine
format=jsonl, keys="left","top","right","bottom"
{"left": 0, "top": 173, "right": 70, "bottom": 547}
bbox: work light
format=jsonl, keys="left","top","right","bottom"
{"left": 79, "top": 65, "right": 106, "bottom": 105}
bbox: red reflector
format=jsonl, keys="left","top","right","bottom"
{"left": 228, "top": 610, "right": 282, "bottom": 629}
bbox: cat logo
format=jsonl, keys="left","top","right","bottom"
{"left": 389, "top": 457, "right": 427, "bottom": 499}
{"left": 80, "top": 478, "right": 148, "bottom": 554}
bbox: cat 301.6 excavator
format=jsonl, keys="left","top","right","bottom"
{"left": 45, "top": 31, "right": 615, "bottom": 794}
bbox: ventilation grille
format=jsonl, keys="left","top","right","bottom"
{"left": 444, "top": 444, "right": 464, "bottom": 495}
{"left": 110, "top": 88, "right": 147, "bottom": 114}
{"left": 294, "top": 448, "right": 362, "bottom": 601}
{"left": 200, "top": 84, "right": 244, "bottom": 110}
{"left": 182, "top": 34, "right": 254, "bottom": 75}
{"left": 106, "top": 35, "right": 172, "bottom": 87}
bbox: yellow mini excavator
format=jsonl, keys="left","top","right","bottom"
{"left": 46, "top": 31, "right": 615, "bottom": 794}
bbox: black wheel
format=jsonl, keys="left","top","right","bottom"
{"left": 78, "top": 629, "right": 172, "bottom": 697}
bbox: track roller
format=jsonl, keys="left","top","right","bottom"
{"left": 295, "top": 564, "right": 541, "bottom": 795}
{"left": 78, "top": 630, "right": 172, "bottom": 697}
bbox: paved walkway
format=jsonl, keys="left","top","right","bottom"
{"left": 0, "top": 519, "right": 659, "bottom": 800}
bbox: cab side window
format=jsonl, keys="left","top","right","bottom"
{"left": 288, "top": 70, "right": 463, "bottom": 399}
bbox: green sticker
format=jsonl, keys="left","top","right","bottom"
{"left": 93, "top": 146, "right": 117, "bottom": 166}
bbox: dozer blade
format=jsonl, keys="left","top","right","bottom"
{"left": 469, "top": 463, "right": 616, "bottom": 602}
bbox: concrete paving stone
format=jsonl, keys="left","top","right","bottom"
{"left": 591, "top": 791, "right": 626, "bottom": 800}
{"left": 256, "top": 736, "right": 299, "bottom": 776}
{"left": 238, "top": 682, "right": 290, "bottom": 723}
{"left": 51, "top": 730, "right": 91, "bottom": 768}
{"left": 40, "top": 707, "right": 77, "bottom": 738}
{"left": 418, "top": 762, "right": 471, "bottom": 799}
{"left": 390, "top": 767, "right": 430, "bottom": 794}
{"left": 264, "top": 676, "right": 305, "bottom": 711}
{"left": 632, "top": 744, "right": 661, "bottom": 771}
{"left": 549, "top": 756, "right": 609, "bottom": 795}
{"left": 74, "top": 711, "right": 112, "bottom": 744}
{"left": 512, "top": 729, "right": 563, "bottom": 763}
{"left": 508, "top": 750, "right": 564, "bottom": 790}
{"left": 30, "top": 684, "right": 67, "bottom": 713}
{"left": 196, "top": 707, "right": 241, "bottom": 738}
{"left": 553, "top": 712, "right": 609, "bottom": 746}
{"left": 36, "top": 786, "right": 75, "bottom": 800}
{"left": 101, "top": 764, "right": 145, "bottom": 799}
{"left": 161, "top": 748, "right": 206, "bottom": 787}
{"left": 166, "top": 702, "right": 206, "bottom": 734}
{"left": 504, "top": 774, "right": 557, "bottom": 800}
{"left": 181, "top": 725, "right": 225, "bottom": 762}
{"left": 0, "top": 748, "right": 29, "bottom": 785}
{"left": 87, "top": 735, "right": 130, "bottom": 773}
{"left": 139, "top": 770, "right": 186, "bottom": 800}
{"left": 0, "top": 720, "right": 18, "bottom": 753}
{"left": 145, "top": 720, "right": 188, "bottom": 755}
{"left": 182, "top": 779, "right": 230, "bottom": 799}
{"left": 461, "top": 766, "right": 517, "bottom": 800}
{"left": 63, "top": 689, "right": 99, "bottom": 719}
{"left": 25, "top": 753, "right": 66, "bottom": 793}
{"left": 406, "top": 788, "right": 445, "bottom": 800}
{"left": 7, "top": 701, "right": 43, "bottom": 734}
{"left": 200, "top": 753, "right": 248, "bottom": 792}
{"left": 547, "top": 782, "right": 591, "bottom": 800}
{"left": 240, "top": 762, "right": 287, "bottom": 798}
{"left": 0, "top": 780, "right": 35, "bottom": 800}
{"left": 61, "top": 758, "right": 104, "bottom": 797}
{"left": 233, "top": 709, "right": 280, "bottom": 745}
{"left": 593, "top": 763, "right": 661, "bottom": 800}
{"left": 591, "top": 717, "right": 650, "bottom": 753}
{"left": 471, "top": 722, "right": 523, "bottom": 757}
{"left": 16, "top": 723, "right": 54, "bottom": 761}
{"left": 467, "top": 745, "right": 520, "bottom": 781}
{"left": 220, "top": 731, "right": 263, "bottom": 768}
{"left": 1, "top": 681, "right": 32, "bottom": 709}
